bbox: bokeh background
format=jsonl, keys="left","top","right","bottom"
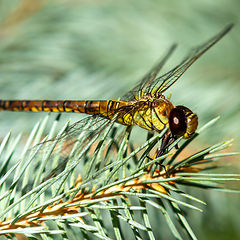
{"left": 0, "top": 0, "right": 239, "bottom": 239}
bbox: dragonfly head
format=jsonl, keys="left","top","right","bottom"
{"left": 169, "top": 106, "right": 198, "bottom": 139}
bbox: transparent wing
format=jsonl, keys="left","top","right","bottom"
{"left": 122, "top": 24, "right": 233, "bottom": 100}
{"left": 147, "top": 24, "right": 233, "bottom": 98}
{"left": 59, "top": 115, "right": 110, "bottom": 141}
{"left": 121, "top": 44, "right": 177, "bottom": 100}
{"left": 34, "top": 115, "right": 111, "bottom": 159}
{"left": 38, "top": 115, "right": 113, "bottom": 181}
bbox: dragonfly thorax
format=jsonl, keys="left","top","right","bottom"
{"left": 130, "top": 97, "right": 174, "bottom": 133}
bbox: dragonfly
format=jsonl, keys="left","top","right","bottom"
{"left": 0, "top": 24, "right": 233, "bottom": 155}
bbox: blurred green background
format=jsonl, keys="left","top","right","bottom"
{"left": 0, "top": 0, "right": 239, "bottom": 239}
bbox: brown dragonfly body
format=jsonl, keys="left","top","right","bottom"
{"left": 0, "top": 97, "right": 176, "bottom": 134}
{"left": 0, "top": 24, "right": 233, "bottom": 146}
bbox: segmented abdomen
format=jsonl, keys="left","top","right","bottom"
{"left": 0, "top": 100, "right": 129, "bottom": 119}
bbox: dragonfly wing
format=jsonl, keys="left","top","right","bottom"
{"left": 37, "top": 115, "right": 111, "bottom": 158}
{"left": 147, "top": 24, "right": 233, "bottom": 98}
{"left": 57, "top": 115, "right": 111, "bottom": 143}
{"left": 121, "top": 44, "right": 177, "bottom": 101}
{"left": 40, "top": 115, "right": 113, "bottom": 181}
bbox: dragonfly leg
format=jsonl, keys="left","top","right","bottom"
{"left": 146, "top": 155, "right": 170, "bottom": 178}
{"left": 146, "top": 132, "right": 177, "bottom": 176}
{"left": 157, "top": 132, "right": 174, "bottom": 158}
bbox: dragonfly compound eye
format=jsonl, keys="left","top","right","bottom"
{"left": 169, "top": 106, "right": 198, "bottom": 139}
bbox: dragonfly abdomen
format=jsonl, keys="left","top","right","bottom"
{"left": 0, "top": 100, "right": 129, "bottom": 118}
{"left": 0, "top": 100, "right": 85, "bottom": 113}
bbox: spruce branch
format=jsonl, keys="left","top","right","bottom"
{"left": 0, "top": 117, "right": 239, "bottom": 239}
